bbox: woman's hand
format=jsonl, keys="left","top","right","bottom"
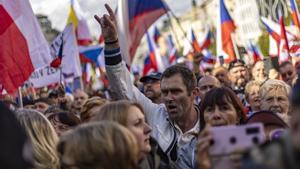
{"left": 197, "top": 125, "right": 213, "bottom": 169}
{"left": 229, "top": 148, "right": 246, "bottom": 169}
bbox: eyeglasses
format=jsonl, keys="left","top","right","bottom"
{"left": 281, "top": 71, "right": 293, "bottom": 78}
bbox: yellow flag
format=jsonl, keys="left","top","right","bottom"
{"left": 67, "top": 7, "right": 78, "bottom": 27}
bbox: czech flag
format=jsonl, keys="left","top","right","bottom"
{"left": 0, "top": 0, "right": 52, "bottom": 94}
{"left": 79, "top": 45, "right": 104, "bottom": 68}
{"left": 143, "top": 55, "right": 153, "bottom": 76}
{"left": 219, "top": 0, "right": 236, "bottom": 63}
{"left": 289, "top": 41, "right": 300, "bottom": 57}
{"left": 153, "top": 26, "right": 161, "bottom": 45}
{"left": 117, "top": 0, "right": 169, "bottom": 65}
{"left": 199, "top": 27, "right": 212, "bottom": 50}
{"left": 67, "top": 0, "right": 92, "bottom": 46}
{"left": 261, "top": 17, "right": 297, "bottom": 42}
{"left": 167, "top": 34, "right": 178, "bottom": 65}
{"left": 290, "top": 0, "right": 300, "bottom": 31}
{"left": 278, "top": 13, "right": 291, "bottom": 63}
{"left": 191, "top": 28, "right": 202, "bottom": 53}
{"left": 146, "top": 31, "right": 165, "bottom": 72}
{"left": 50, "top": 37, "right": 64, "bottom": 68}
{"left": 246, "top": 41, "right": 264, "bottom": 62}
{"left": 200, "top": 49, "right": 216, "bottom": 71}
{"left": 261, "top": 17, "right": 281, "bottom": 42}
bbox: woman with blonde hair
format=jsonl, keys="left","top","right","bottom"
{"left": 92, "top": 100, "right": 178, "bottom": 169}
{"left": 57, "top": 121, "right": 138, "bottom": 169}
{"left": 15, "top": 109, "right": 60, "bottom": 169}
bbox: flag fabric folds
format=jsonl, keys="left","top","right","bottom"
{"left": 29, "top": 24, "right": 82, "bottom": 88}
{"left": 67, "top": 0, "right": 92, "bottom": 46}
{"left": 278, "top": 13, "right": 291, "bottom": 63}
{"left": 153, "top": 26, "right": 161, "bottom": 45}
{"left": 198, "top": 26, "right": 212, "bottom": 50}
{"left": 0, "top": 0, "right": 52, "bottom": 94}
{"left": 50, "top": 36, "right": 64, "bottom": 68}
{"left": 261, "top": 17, "right": 296, "bottom": 42}
{"left": 117, "top": 0, "right": 169, "bottom": 65}
{"left": 79, "top": 45, "right": 104, "bottom": 68}
{"left": 290, "top": 0, "right": 300, "bottom": 31}
{"left": 167, "top": 34, "right": 178, "bottom": 65}
{"left": 246, "top": 41, "right": 264, "bottom": 62}
{"left": 218, "top": 0, "right": 236, "bottom": 63}
{"left": 200, "top": 49, "right": 216, "bottom": 71}
{"left": 191, "top": 28, "right": 202, "bottom": 53}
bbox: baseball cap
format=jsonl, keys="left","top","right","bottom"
{"left": 228, "top": 59, "right": 246, "bottom": 71}
{"left": 246, "top": 111, "right": 288, "bottom": 128}
{"left": 140, "top": 72, "right": 162, "bottom": 83}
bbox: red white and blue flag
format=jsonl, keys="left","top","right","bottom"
{"left": 79, "top": 45, "right": 104, "bottom": 68}
{"left": 289, "top": 0, "right": 300, "bottom": 31}
{"left": 217, "top": 0, "right": 236, "bottom": 63}
{"left": 0, "top": 0, "right": 52, "bottom": 93}
{"left": 200, "top": 49, "right": 216, "bottom": 71}
{"left": 199, "top": 27, "right": 212, "bottom": 50}
{"left": 143, "top": 55, "right": 153, "bottom": 76}
{"left": 191, "top": 28, "right": 202, "bottom": 53}
{"left": 153, "top": 26, "right": 161, "bottom": 45}
{"left": 261, "top": 17, "right": 297, "bottom": 42}
{"left": 278, "top": 12, "right": 291, "bottom": 63}
{"left": 145, "top": 31, "right": 165, "bottom": 73}
{"left": 117, "top": 0, "right": 169, "bottom": 65}
{"left": 246, "top": 41, "right": 264, "bottom": 62}
{"left": 167, "top": 34, "right": 178, "bottom": 65}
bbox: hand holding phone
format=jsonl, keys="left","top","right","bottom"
{"left": 207, "top": 123, "right": 266, "bottom": 169}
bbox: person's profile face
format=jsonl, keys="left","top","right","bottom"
{"left": 126, "top": 106, "right": 151, "bottom": 160}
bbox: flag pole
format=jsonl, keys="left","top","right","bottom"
{"left": 231, "top": 33, "right": 240, "bottom": 60}
{"left": 164, "top": 12, "right": 183, "bottom": 52}
{"left": 18, "top": 87, "right": 23, "bottom": 108}
{"left": 161, "top": 0, "right": 196, "bottom": 51}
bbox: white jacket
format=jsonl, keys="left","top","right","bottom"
{"left": 104, "top": 48, "right": 200, "bottom": 160}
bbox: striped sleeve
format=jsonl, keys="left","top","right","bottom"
{"left": 104, "top": 48, "right": 122, "bottom": 65}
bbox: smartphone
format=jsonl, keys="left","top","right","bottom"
{"left": 218, "top": 55, "right": 224, "bottom": 66}
{"left": 208, "top": 123, "right": 266, "bottom": 169}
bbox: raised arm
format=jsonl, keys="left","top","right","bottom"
{"left": 94, "top": 4, "right": 165, "bottom": 124}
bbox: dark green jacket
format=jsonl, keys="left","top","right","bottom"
{"left": 139, "top": 138, "right": 178, "bottom": 169}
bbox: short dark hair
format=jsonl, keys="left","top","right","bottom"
{"left": 228, "top": 59, "right": 246, "bottom": 71}
{"left": 199, "top": 87, "right": 246, "bottom": 130}
{"left": 279, "top": 61, "right": 293, "bottom": 69}
{"left": 161, "top": 65, "right": 196, "bottom": 95}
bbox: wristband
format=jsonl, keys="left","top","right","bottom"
{"left": 104, "top": 39, "right": 118, "bottom": 45}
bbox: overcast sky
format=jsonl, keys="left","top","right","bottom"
{"left": 29, "top": 0, "right": 193, "bottom": 38}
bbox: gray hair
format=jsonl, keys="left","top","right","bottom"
{"left": 259, "top": 79, "right": 291, "bottom": 99}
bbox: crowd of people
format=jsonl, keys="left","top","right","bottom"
{"left": 1, "top": 3, "right": 300, "bottom": 169}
